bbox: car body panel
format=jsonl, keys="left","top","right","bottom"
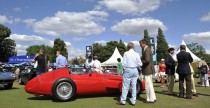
{"left": 25, "top": 67, "right": 145, "bottom": 96}
{"left": 0, "top": 71, "right": 16, "bottom": 86}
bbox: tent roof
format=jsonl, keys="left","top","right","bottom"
{"left": 173, "top": 40, "right": 201, "bottom": 62}
{"left": 101, "top": 47, "right": 123, "bottom": 66}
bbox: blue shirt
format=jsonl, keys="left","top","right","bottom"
{"left": 56, "top": 55, "right": 67, "bottom": 69}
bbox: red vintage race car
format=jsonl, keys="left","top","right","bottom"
{"left": 25, "top": 67, "right": 145, "bottom": 102}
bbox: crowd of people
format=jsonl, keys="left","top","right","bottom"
{"left": 116, "top": 39, "right": 209, "bottom": 106}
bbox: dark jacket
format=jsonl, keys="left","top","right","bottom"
{"left": 176, "top": 51, "right": 193, "bottom": 75}
{"left": 165, "top": 54, "right": 175, "bottom": 75}
{"left": 141, "top": 47, "right": 155, "bottom": 75}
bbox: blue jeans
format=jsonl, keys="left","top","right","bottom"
{"left": 120, "top": 67, "right": 138, "bottom": 104}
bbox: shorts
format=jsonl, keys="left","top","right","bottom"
{"left": 159, "top": 72, "right": 166, "bottom": 76}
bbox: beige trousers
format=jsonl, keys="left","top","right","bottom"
{"left": 145, "top": 74, "right": 156, "bottom": 102}
{"left": 168, "top": 75, "right": 175, "bottom": 94}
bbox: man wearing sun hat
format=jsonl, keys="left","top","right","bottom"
{"left": 165, "top": 47, "right": 176, "bottom": 96}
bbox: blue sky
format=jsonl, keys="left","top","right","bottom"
{"left": 0, "top": 0, "right": 210, "bottom": 60}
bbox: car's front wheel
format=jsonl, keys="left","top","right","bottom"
{"left": 52, "top": 78, "right": 76, "bottom": 102}
{"left": 4, "top": 83, "right": 13, "bottom": 89}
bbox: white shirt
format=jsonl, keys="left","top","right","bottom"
{"left": 123, "top": 49, "right": 142, "bottom": 68}
{"left": 86, "top": 59, "right": 94, "bottom": 67}
{"left": 93, "top": 59, "right": 101, "bottom": 69}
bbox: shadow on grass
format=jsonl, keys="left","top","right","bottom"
{"left": 197, "top": 93, "right": 210, "bottom": 97}
{"left": 27, "top": 93, "right": 121, "bottom": 102}
{"left": 155, "top": 90, "right": 179, "bottom": 97}
{"left": 0, "top": 87, "right": 19, "bottom": 91}
{"left": 27, "top": 95, "right": 52, "bottom": 100}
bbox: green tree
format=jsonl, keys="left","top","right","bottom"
{"left": 71, "top": 57, "right": 79, "bottom": 65}
{"left": 53, "top": 38, "right": 68, "bottom": 62}
{"left": 0, "top": 24, "right": 11, "bottom": 43}
{"left": 144, "top": 29, "right": 151, "bottom": 45}
{"left": 26, "top": 45, "right": 54, "bottom": 62}
{"left": 0, "top": 24, "right": 14, "bottom": 62}
{"left": 156, "top": 28, "right": 169, "bottom": 62}
{"left": 93, "top": 40, "right": 126, "bottom": 62}
{"left": 92, "top": 43, "right": 103, "bottom": 61}
{"left": 0, "top": 39, "right": 16, "bottom": 62}
{"left": 187, "top": 43, "right": 210, "bottom": 62}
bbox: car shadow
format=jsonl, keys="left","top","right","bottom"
{"left": 27, "top": 95, "right": 52, "bottom": 100}
{"left": 27, "top": 93, "right": 121, "bottom": 102}
{"left": 0, "top": 87, "right": 19, "bottom": 91}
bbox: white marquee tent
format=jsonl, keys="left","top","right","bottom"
{"left": 101, "top": 47, "right": 123, "bottom": 66}
{"left": 173, "top": 40, "right": 201, "bottom": 62}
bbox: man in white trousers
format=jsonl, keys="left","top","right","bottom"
{"left": 139, "top": 39, "right": 156, "bottom": 103}
{"left": 116, "top": 42, "right": 142, "bottom": 106}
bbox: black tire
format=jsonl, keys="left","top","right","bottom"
{"left": 52, "top": 78, "right": 76, "bottom": 102}
{"left": 4, "top": 83, "right": 13, "bottom": 89}
{"left": 128, "top": 79, "right": 143, "bottom": 97}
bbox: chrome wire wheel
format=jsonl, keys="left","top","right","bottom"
{"left": 56, "top": 82, "right": 73, "bottom": 99}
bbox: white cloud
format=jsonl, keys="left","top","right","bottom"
{"left": 0, "top": 15, "right": 12, "bottom": 24}
{"left": 200, "top": 12, "right": 210, "bottom": 22}
{"left": 14, "top": 7, "right": 21, "bottom": 12}
{"left": 23, "top": 18, "right": 36, "bottom": 26}
{"left": 10, "top": 34, "right": 48, "bottom": 42}
{"left": 183, "top": 31, "right": 210, "bottom": 45}
{"left": 67, "top": 47, "right": 86, "bottom": 60}
{"left": 168, "top": 44, "right": 176, "bottom": 48}
{"left": 9, "top": 34, "right": 77, "bottom": 60}
{"left": 111, "top": 18, "right": 167, "bottom": 36}
{"left": 73, "top": 37, "right": 88, "bottom": 41}
{"left": 16, "top": 44, "right": 28, "bottom": 55}
{"left": 94, "top": 40, "right": 107, "bottom": 46}
{"left": 206, "top": 49, "right": 210, "bottom": 54}
{"left": 32, "top": 10, "right": 108, "bottom": 36}
{"left": 14, "top": 18, "right": 21, "bottom": 23}
{"left": 98, "top": 0, "right": 160, "bottom": 15}
{"left": 65, "top": 42, "right": 71, "bottom": 47}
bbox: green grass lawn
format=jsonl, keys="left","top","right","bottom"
{"left": 0, "top": 79, "right": 210, "bottom": 108}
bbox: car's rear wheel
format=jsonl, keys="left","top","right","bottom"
{"left": 4, "top": 83, "right": 13, "bottom": 89}
{"left": 128, "top": 79, "right": 142, "bottom": 97}
{"left": 52, "top": 78, "right": 76, "bottom": 102}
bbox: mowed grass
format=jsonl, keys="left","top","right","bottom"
{"left": 0, "top": 79, "right": 210, "bottom": 108}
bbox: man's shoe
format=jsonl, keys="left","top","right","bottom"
{"left": 116, "top": 101, "right": 125, "bottom": 105}
{"left": 193, "top": 94, "right": 198, "bottom": 97}
{"left": 129, "top": 101, "right": 135, "bottom": 106}
{"left": 186, "top": 97, "right": 192, "bottom": 99}
{"left": 178, "top": 95, "right": 184, "bottom": 98}
{"left": 143, "top": 101, "right": 154, "bottom": 103}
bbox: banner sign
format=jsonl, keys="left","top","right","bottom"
{"left": 86, "top": 46, "right": 93, "bottom": 58}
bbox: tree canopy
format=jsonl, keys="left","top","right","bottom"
{"left": 156, "top": 28, "right": 169, "bottom": 62}
{"left": 52, "top": 38, "right": 68, "bottom": 62}
{"left": 0, "top": 24, "right": 15, "bottom": 62}
{"left": 92, "top": 40, "right": 126, "bottom": 62}
{"left": 144, "top": 29, "right": 151, "bottom": 45}
{"left": 26, "top": 45, "right": 54, "bottom": 62}
{"left": 187, "top": 43, "right": 210, "bottom": 63}
{"left": 0, "top": 24, "right": 11, "bottom": 43}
